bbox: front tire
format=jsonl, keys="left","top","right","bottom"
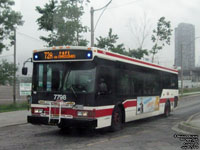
{"left": 110, "top": 107, "right": 123, "bottom": 131}
{"left": 57, "top": 123, "right": 70, "bottom": 131}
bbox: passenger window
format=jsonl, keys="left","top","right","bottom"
{"left": 98, "top": 66, "right": 113, "bottom": 94}
{"left": 117, "top": 70, "right": 131, "bottom": 96}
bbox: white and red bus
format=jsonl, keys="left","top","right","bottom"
{"left": 22, "top": 46, "right": 178, "bottom": 131}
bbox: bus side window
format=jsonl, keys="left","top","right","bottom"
{"left": 131, "top": 71, "right": 143, "bottom": 96}
{"left": 98, "top": 66, "right": 113, "bottom": 95}
{"left": 98, "top": 78, "right": 108, "bottom": 94}
{"left": 117, "top": 70, "right": 131, "bottom": 96}
{"left": 130, "top": 77, "right": 135, "bottom": 96}
{"left": 170, "top": 74, "right": 178, "bottom": 89}
{"left": 162, "top": 72, "right": 171, "bottom": 89}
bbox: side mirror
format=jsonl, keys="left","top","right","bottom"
{"left": 22, "top": 67, "right": 28, "bottom": 75}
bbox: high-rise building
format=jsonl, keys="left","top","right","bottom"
{"left": 175, "top": 23, "right": 195, "bottom": 70}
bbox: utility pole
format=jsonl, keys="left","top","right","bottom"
{"left": 90, "top": 7, "right": 94, "bottom": 47}
{"left": 13, "top": 28, "right": 16, "bottom": 104}
{"left": 90, "top": 0, "right": 112, "bottom": 47}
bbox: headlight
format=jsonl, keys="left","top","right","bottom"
{"left": 77, "top": 111, "right": 88, "bottom": 117}
{"left": 34, "top": 109, "right": 43, "bottom": 114}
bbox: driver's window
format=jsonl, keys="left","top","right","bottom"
{"left": 98, "top": 66, "right": 112, "bottom": 94}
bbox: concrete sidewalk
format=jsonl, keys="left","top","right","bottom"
{"left": 0, "top": 110, "right": 30, "bottom": 128}
{"left": 178, "top": 112, "right": 200, "bottom": 135}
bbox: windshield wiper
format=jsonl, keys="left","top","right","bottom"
{"left": 64, "top": 66, "right": 78, "bottom": 101}
{"left": 70, "top": 85, "right": 78, "bottom": 99}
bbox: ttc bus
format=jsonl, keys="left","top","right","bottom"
{"left": 23, "top": 46, "right": 179, "bottom": 131}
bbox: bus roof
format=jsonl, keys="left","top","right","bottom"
{"left": 33, "top": 46, "right": 178, "bottom": 74}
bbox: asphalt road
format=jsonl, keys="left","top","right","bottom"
{"left": 0, "top": 95, "right": 200, "bottom": 150}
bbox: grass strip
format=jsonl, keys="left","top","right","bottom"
{"left": 0, "top": 102, "right": 28, "bottom": 113}
{"left": 179, "top": 87, "right": 200, "bottom": 94}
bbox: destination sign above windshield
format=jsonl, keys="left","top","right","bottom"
{"left": 33, "top": 50, "right": 93, "bottom": 61}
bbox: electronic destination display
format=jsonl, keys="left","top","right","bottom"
{"left": 33, "top": 50, "right": 93, "bottom": 61}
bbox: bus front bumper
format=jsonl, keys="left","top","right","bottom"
{"left": 27, "top": 115, "right": 97, "bottom": 128}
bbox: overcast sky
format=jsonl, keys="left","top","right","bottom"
{"left": 1, "top": 0, "right": 200, "bottom": 75}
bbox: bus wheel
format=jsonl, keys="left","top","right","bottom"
{"left": 110, "top": 107, "right": 123, "bottom": 131}
{"left": 174, "top": 97, "right": 178, "bottom": 108}
{"left": 164, "top": 102, "right": 170, "bottom": 117}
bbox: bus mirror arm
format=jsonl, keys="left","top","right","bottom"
{"left": 22, "top": 58, "right": 32, "bottom": 75}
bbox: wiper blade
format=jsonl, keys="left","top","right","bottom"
{"left": 63, "top": 66, "right": 78, "bottom": 101}
{"left": 70, "top": 85, "right": 78, "bottom": 99}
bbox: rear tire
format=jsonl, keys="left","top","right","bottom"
{"left": 110, "top": 106, "right": 123, "bottom": 131}
{"left": 164, "top": 102, "right": 170, "bottom": 117}
{"left": 174, "top": 97, "right": 178, "bottom": 108}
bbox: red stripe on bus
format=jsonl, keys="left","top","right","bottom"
{"left": 31, "top": 107, "right": 77, "bottom": 116}
{"left": 160, "top": 98, "right": 174, "bottom": 103}
{"left": 32, "top": 107, "right": 114, "bottom": 118}
{"left": 169, "top": 98, "right": 174, "bottom": 102}
{"left": 123, "top": 100, "right": 137, "bottom": 108}
{"left": 46, "top": 108, "right": 77, "bottom": 116}
{"left": 160, "top": 99, "right": 166, "bottom": 103}
{"left": 97, "top": 50, "right": 178, "bottom": 73}
{"left": 95, "top": 108, "right": 113, "bottom": 117}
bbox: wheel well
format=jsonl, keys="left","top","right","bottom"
{"left": 117, "top": 103, "right": 125, "bottom": 123}
{"left": 174, "top": 96, "right": 178, "bottom": 100}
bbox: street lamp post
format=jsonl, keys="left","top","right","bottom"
{"left": 90, "top": 0, "right": 112, "bottom": 47}
{"left": 90, "top": 7, "right": 94, "bottom": 47}
{"left": 13, "top": 28, "right": 16, "bottom": 104}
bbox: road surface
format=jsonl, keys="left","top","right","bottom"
{"left": 0, "top": 95, "right": 200, "bottom": 150}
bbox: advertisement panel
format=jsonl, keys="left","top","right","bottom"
{"left": 137, "top": 96, "right": 160, "bottom": 114}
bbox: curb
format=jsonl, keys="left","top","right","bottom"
{"left": 178, "top": 113, "right": 200, "bottom": 135}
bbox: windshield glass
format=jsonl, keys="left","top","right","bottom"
{"left": 33, "top": 62, "right": 96, "bottom": 93}
{"left": 63, "top": 69, "right": 95, "bottom": 93}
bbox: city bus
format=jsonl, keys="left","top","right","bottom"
{"left": 22, "top": 46, "right": 179, "bottom": 131}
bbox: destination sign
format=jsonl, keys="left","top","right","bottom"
{"left": 33, "top": 50, "right": 93, "bottom": 61}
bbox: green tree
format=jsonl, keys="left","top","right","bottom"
{"left": 96, "top": 28, "right": 148, "bottom": 59}
{"left": 0, "top": 0, "right": 23, "bottom": 54}
{"left": 36, "top": 0, "right": 89, "bottom": 46}
{"left": 150, "top": 17, "right": 173, "bottom": 62}
{"left": 128, "top": 48, "right": 148, "bottom": 59}
{"left": 0, "top": 59, "right": 17, "bottom": 85}
{"left": 95, "top": 28, "right": 127, "bottom": 55}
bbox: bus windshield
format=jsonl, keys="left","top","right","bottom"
{"left": 33, "top": 62, "right": 96, "bottom": 93}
